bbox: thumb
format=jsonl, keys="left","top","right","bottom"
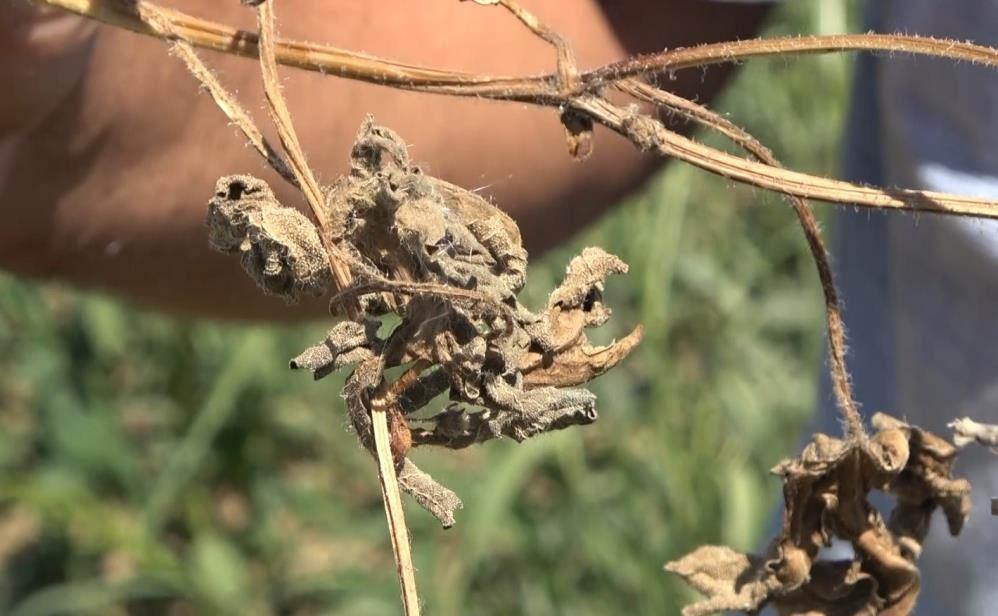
{"left": 0, "top": 1, "right": 97, "bottom": 138}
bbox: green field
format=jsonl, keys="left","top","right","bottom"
{"left": 0, "top": 3, "right": 857, "bottom": 614}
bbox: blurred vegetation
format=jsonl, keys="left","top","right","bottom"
{"left": 0, "top": 3, "right": 857, "bottom": 614}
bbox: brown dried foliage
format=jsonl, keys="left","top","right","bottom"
{"left": 665, "top": 414, "right": 983, "bottom": 615}
{"left": 230, "top": 118, "right": 643, "bottom": 525}
{"left": 122, "top": 2, "right": 642, "bottom": 611}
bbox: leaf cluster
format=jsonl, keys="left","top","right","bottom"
{"left": 666, "top": 414, "right": 974, "bottom": 615}
{"left": 207, "top": 118, "right": 641, "bottom": 527}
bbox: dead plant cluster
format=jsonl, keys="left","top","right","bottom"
{"left": 36, "top": 0, "right": 998, "bottom": 614}
{"left": 206, "top": 118, "right": 642, "bottom": 528}
{"left": 667, "top": 414, "right": 977, "bottom": 615}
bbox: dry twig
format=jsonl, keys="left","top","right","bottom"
{"left": 177, "top": 2, "right": 643, "bottom": 613}
{"left": 616, "top": 79, "right": 862, "bottom": 439}
{"left": 37, "top": 0, "right": 998, "bottom": 218}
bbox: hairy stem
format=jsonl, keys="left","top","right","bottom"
{"left": 618, "top": 79, "right": 863, "bottom": 438}
{"left": 570, "top": 95, "right": 998, "bottom": 219}
{"left": 489, "top": 0, "right": 578, "bottom": 93}
{"left": 130, "top": 2, "right": 298, "bottom": 187}
{"left": 255, "top": 2, "right": 417, "bottom": 611}
{"left": 39, "top": 0, "right": 998, "bottom": 220}
{"left": 371, "top": 407, "right": 421, "bottom": 616}
{"left": 254, "top": 2, "right": 356, "bottom": 295}
{"left": 42, "top": 2, "right": 998, "bottom": 95}
{"left": 590, "top": 33, "right": 998, "bottom": 84}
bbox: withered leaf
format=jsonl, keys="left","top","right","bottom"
{"left": 214, "top": 118, "right": 640, "bottom": 527}
{"left": 664, "top": 545, "right": 777, "bottom": 616}
{"left": 669, "top": 413, "right": 974, "bottom": 616}
{"left": 207, "top": 175, "right": 331, "bottom": 302}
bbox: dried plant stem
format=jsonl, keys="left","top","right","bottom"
{"left": 130, "top": 2, "right": 297, "bottom": 186}
{"left": 488, "top": 0, "right": 578, "bottom": 93}
{"left": 618, "top": 79, "right": 862, "bottom": 437}
{"left": 590, "top": 33, "right": 998, "bottom": 83}
{"left": 569, "top": 94, "right": 998, "bottom": 218}
{"left": 41, "top": 1, "right": 998, "bottom": 95}
{"left": 254, "top": 2, "right": 355, "bottom": 295}
{"left": 368, "top": 359, "right": 432, "bottom": 615}
{"left": 254, "top": 2, "right": 418, "bottom": 610}
{"left": 38, "top": 0, "right": 998, "bottom": 219}
{"left": 371, "top": 406, "right": 421, "bottom": 616}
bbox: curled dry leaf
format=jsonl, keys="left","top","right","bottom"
{"left": 207, "top": 175, "right": 331, "bottom": 301}
{"left": 948, "top": 416, "right": 998, "bottom": 451}
{"left": 665, "top": 413, "right": 974, "bottom": 616}
{"left": 208, "top": 116, "right": 640, "bottom": 527}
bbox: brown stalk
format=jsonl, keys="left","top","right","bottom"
{"left": 41, "top": 1, "right": 998, "bottom": 95}
{"left": 568, "top": 94, "right": 998, "bottom": 218}
{"left": 38, "top": 0, "right": 998, "bottom": 219}
{"left": 484, "top": 0, "right": 578, "bottom": 93}
{"left": 370, "top": 394, "right": 421, "bottom": 616}
{"left": 368, "top": 358, "right": 432, "bottom": 616}
{"left": 128, "top": 2, "right": 297, "bottom": 187}
{"left": 139, "top": 0, "right": 424, "bottom": 605}
{"left": 616, "top": 79, "right": 862, "bottom": 438}
{"left": 254, "top": 3, "right": 419, "bottom": 613}
{"left": 253, "top": 2, "right": 356, "bottom": 297}
{"left": 589, "top": 33, "right": 998, "bottom": 84}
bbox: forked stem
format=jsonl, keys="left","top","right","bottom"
{"left": 617, "top": 79, "right": 863, "bottom": 437}
{"left": 38, "top": 0, "right": 998, "bottom": 219}
{"left": 153, "top": 0, "right": 420, "bottom": 609}
{"left": 255, "top": 3, "right": 420, "bottom": 612}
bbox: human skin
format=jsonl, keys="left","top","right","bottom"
{"left": 0, "top": 0, "right": 769, "bottom": 319}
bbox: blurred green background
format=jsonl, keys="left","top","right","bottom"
{"left": 0, "top": 3, "right": 858, "bottom": 615}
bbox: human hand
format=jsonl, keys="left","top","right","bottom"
{"left": 0, "top": 0, "right": 768, "bottom": 319}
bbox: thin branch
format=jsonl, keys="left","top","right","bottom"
{"left": 589, "top": 33, "right": 998, "bottom": 84}
{"left": 255, "top": 3, "right": 417, "bottom": 611}
{"left": 371, "top": 406, "right": 421, "bottom": 616}
{"left": 130, "top": 1, "right": 298, "bottom": 187}
{"left": 569, "top": 94, "right": 998, "bottom": 218}
{"left": 42, "top": 0, "right": 534, "bottom": 95}
{"left": 484, "top": 0, "right": 578, "bottom": 93}
{"left": 41, "top": 2, "right": 998, "bottom": 96}
{"left": 254, "top": 2, "right": 355, "bottom": 296}
{"left": 38, "top": 0, "right": 998, "bottom": 220}
{"left": 617, "top": 79, "right": 863, "bottom": 438}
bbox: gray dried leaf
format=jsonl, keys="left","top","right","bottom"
{"left": 207, "top": 175, "right": 331, "bottom": 302}
{"left": 669, "top": 413, "right": 972, "bottom": 615}
{"left": 664, "top": 545, "right": 775, "bottom": 616}
{"left": 397, "top": 459, "right": 463, "bottom": 529}
{"left": 948, "top": 416, "right": 998, "bottom": 451}
{"left": 212, "top": 118, "right": 641, "bottom": 528}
